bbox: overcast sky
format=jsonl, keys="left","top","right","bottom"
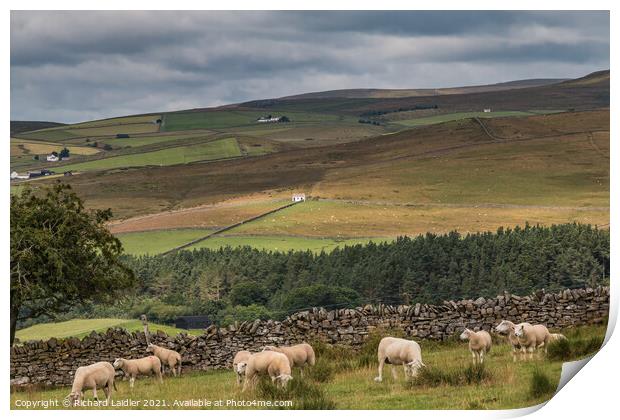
{"left": 11, "top": 11, "right": 609, "bottom": 123}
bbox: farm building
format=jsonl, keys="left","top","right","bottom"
{"left": 27, "top": 169, "right": 54, "bottom": 179}
{"left": 483, "top": 108, "right": 492, "bottom": 113}
{"left": 10, "top": 171, "right": 29, "bottom": 180}
{"left": 46, "top": 152, "right": 59, "bottom": 162}
{"left": 292, "top": 193, "right": 306, "bottom": 202}
{"left": 174, "top": 316, "right": 212, "bottom": 330}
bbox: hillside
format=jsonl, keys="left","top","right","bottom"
{"left": 10, "top": 120, "right": 65, "bottom": 136}
{"left": 10, "top": 70, "right": 609, "bottom": 255}
{"left": 279, "top": 78, "right": 567, "bottom": 100}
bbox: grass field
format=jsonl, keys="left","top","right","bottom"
{"left": 10, "top": 324, "right": 606, "bottom": 410}
{"left": 15, "top": 318, "right": 202, "bottom": 342}
{"left": 117, "top": 229, "right": 215, "bottom": 255}
{"left": 162, "top": 110, "right": 353, "bottom": 131}
{"left": 394, "top": 111, "right": 541, "bottom": 127}
{"left": 227, "top": 200, "right": 608, "bottom": 239}
{"left": 10, "top": 139, "right": 101, "bottom": 156}
{"left": 103, "top": 131, "right": 215, "bottom": 148}
{"left": 54, "top": 138, "right": 241, "bottom": 172}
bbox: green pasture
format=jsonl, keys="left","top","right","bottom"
{"left": 15, "top": 318, "right": 202, "bottom": 342}
{"left": 53, "top": 138, "right": 241, "bottom": 172}
{"left": 117, "top": 229, "right": 215, "bottom": 256}
{"left": 394, "top": 111, "right": 537, "bottom": 127}
{"left": 10, "top": 324, "right": 606, "bottom": 410}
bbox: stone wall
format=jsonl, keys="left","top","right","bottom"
{"left": 10, "top": 286, "right": 609, "bottom": 387}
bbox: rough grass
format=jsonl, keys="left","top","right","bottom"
{"left": 53, "top": 138, "right": 241, "bottom": 172}
{"left": 10, "top": 325, "right": 606, "bottom": 410}
{"left": 394, "top": 111, "right": 538, "bottom": 127}
{"left": 15, "top": 318, "right": 202, "bottom": 342}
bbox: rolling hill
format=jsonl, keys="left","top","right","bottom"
{"left": 10, "top": 70, "right": 609, "bottom": 255}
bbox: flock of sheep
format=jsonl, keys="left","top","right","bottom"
{"left": 65, "top": 319, "right": 566, "bottom": 405}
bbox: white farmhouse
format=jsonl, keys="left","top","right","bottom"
{"left": 257, "top": 116, "right": 282, "bottom": 123}
{"left": 292, "top": 193, "right": 306, "bottom": 202}
{"left": 46, "top": 152, "right": 59, "bottom": 162}
{"left": 483, "top": 108, "right": 492, "bottom": 113}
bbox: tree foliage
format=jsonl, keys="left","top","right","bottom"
{"left": 10, "top": 183, "right": 135, "bottom": 344}
{"left": 111, "top": 223, "right": 608, "bottom": 325}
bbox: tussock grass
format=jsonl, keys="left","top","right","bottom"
{"left": 409, "top": 363, "right": 492, "bottom": 387}
{"left": 547, "top": 336, "right": 604, "bottom": 362}
{"left": 529, "top": 368, "right": 556, "bottom": 399}
{"left": 256, "top": 376, "right": 336, "bottom": 409}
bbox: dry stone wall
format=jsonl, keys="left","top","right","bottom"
{"left": 11, "top": 286, "right": 609, "bottom": 387}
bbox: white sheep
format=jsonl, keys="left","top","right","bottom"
{"left": 374, "top": 337, "right": 425, "bottom": 382}
{"left": 66, "top": 361, "right": 117, "bottom": 405}
{"left": 514, "top": 323, "right": 551, "bottom": 360}
{"left": 460, "top": 328, "right": 492, "bottom": 364}
{"left": 549, "top": 333, "right": 567, "bottom": 342}
{"left": 113, "top": 356, "right": 163, "bottom": 388}
{"left": 233, "top": 350, "right": 252, "bottom": 385}
{"left": 241, "top": 350, "right": 293, "bottom": 391}
{"left": 263, "top": 343, "right": 315, "bottom": 376}
{"left": 146, "top": 343, "right": 182, "bottom": 376}
{"left": 494, "top": 320, "right": 523, "bottom": 362}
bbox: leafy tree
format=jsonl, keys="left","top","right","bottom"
{"left": 229, "top": 281, "right": 269, "bottom": 306}
{"left": 59, "top": 147, "right": 70, "bottom": 159}
{"left": 10, "top": 183, "right": 135, "bottom": 344}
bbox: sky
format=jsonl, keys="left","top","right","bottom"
{"left": 10, "top": 11, "right": 610, "bottom": 123}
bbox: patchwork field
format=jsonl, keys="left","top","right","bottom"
{"left": 54, "top": 138, "right": 241, "bottom": 172}
{"left": 117, "top": 229, "right": 216, "bottom": 255}
{"left": 392, "top": 110, "right": 550, "bottom": 127}
{"left": 162, "top": 110, "right": 355, "bottom": 131}
{"left": 15, "top": 318, "right": 201, "bottom": 342}
{"left": 10, "top": 324, "right": 606, "bottom": 410}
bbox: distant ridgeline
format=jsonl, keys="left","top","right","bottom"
{"left": 107, "top": 223, "right": 609, "bottom": 325}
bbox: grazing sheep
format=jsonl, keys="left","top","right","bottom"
{"left": 242, "top": 350, "right": 293, "bottom": 391}
{"left": 494, "top": 320, "right": 523, "bottom": 362}
{"left": 113, "top": 356, "right": 163, "bottom": 388}
{"left": 549, "top": 333, "right": 567, "bottom": 342}
{"left": 460, "top": 328, "right": 492, "bottom": 364}
{"left": 67, "top": 362, "right": 117, "bottom": 405}
{"left": 374, "top": 337, "right": 425, "bottom": 382}
{"left": 514, "top": 323, "right": 551, "bottom": 360}
{"left": 233, "top": 350, "right": 252, "bottom": 385}
{"left": 146, "top": 343, "right": 182, "bottom": 376}
{"left": 263, "top": 343, "right": 315, "bottom": 376}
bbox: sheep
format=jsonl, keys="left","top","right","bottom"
{"left": 241, "top": 350, "right": 293, "bottom": 391}
{"left": 146, "top": 343, "right": 182, "bottom": 376}
{"left": 66, "top": 361, "right": 117, "bottom": 405}
{"left": 262, "top": 343, "right": 315, "bottom": 377}
{"left": 113, "top": 356, "right": 163, "bottom": 388}
{"left": 549, "top": 333, "right": 567, "bottom": 342}
{"left": 514, "top": 323, "right": 551, "bottom": 360}
{"left": 374, "top": 337, "right": 425, "bottom": 382}
{"left": 233, "top": 350, "right": 252, "bottom": 385}
{"left": 494, "top": 320, "right": 523, "bottom": 362}
{"left": 460, "top": 328, "right": 492, "bottom": 364}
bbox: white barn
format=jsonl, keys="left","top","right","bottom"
{"left": 292, "top": 193, "right": 306, "bottom": 202}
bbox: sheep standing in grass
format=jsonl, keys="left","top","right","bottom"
{"left": 514, "top": 323, "right": 551, "bottom": 360}
{"left": 233, "top": 350, "right": 252, "bottom": 385}
{"left": 263, "top": 343, "right": 315, "bottom": 377}
{"left": 374, "top": 337, "right": 425, "bottom": 382}
{"left": 241, "top": 350, "right": 293, "bottom": 391}
{"left": 67, "top": 361, "right": 117, "bottom": 405}
{"left": 147, "top": 343, "right": 182, "bottom": 376}
{"left": 495, "top": 320, "right": 523, "bottom": 362}
{"left": 460, "top": 328, "right": 492, "bottom": 364}
{"left": 113, "top": 356, "right": 163, "bottom": 389}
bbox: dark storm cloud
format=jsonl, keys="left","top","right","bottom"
{"left": 10, "top": 11, "right": 609, "bottom": 123}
